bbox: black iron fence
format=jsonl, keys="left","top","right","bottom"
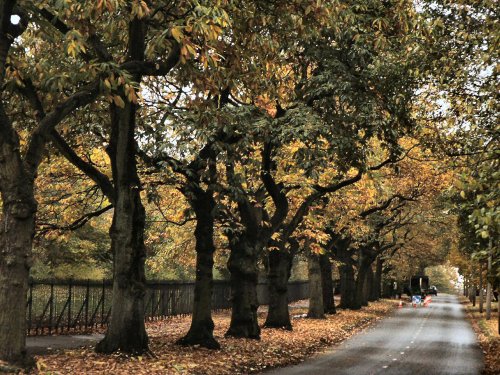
{"left": 26, "top": 279, "right": 309, "bottom": 335}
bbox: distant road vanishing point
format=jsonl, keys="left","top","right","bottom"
{"left": 265, "top": 294, "right": 483, "bottom": 375}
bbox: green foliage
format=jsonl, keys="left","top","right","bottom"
{"left": 425, "top": 264, "right": 459, "bottom": 293}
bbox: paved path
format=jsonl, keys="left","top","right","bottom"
{"left": 266, "top": 294, "right": 483, "bottom": 375}
{"left": 27, "top": 334, "right": 103, "bottom": 355}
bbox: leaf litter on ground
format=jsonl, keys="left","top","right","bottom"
{"left": 22, "top": 299, "right": 397, "bottom": 375}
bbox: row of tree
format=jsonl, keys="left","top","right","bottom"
{"left": 0, "top": 0, "right": 497, "bottom": 369}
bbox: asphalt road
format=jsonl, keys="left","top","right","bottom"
{"left": 266, "top": 294, "right": 483, "bottom": 375}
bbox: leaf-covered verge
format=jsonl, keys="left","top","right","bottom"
{"left": 462, "top": 297, "right": 499, "bottom": 375}
{"left": 17, "top": 300, "right": 396, "bottom": 375}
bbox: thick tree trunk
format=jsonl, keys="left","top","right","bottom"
{"left": 226, "top": 236, "right": 260, "bottom": 339}
{"left": 0, "top": 181, "right": 36, "bottom": 366}
{"left": 307, "top": 253, "right": 325, "bottom": 319}
{"left": 96, "top": 92, "right": 148, "bottom": 354}
{"left": 320, "top": 254, "right": 336, "bottom": 314}
{"left": 0, "top": 7, "right": 35, "bottom": 367}
{"left": 371, "top": 257, "right": 383, "bottom": 301}
{"left": 353, "top": 259, "right": 372, "bottom": 310}
{"left": 264, "top": 250, "right": 293, "bottom": 329}
{"left": 367, "top": 266, "right": 378, "bottom": 302}
{"left": 352, "top": 267, "right": 367, "bottom": 310}
{"left": 177, "top": 191, "right": 219, "bottom": 348}
{"left": 95, "top": 184, "right": 148, "bottom": 354}
{"left": 339, "top": 263, "right": 356, "bottom": 309}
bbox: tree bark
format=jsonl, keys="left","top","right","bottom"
{"left": 352, "top": 267, "right": 367, "bottom": 310}
{"left": 264, "top": 249, "right": 293, "bottom": 329}
{"left": 479, "top": 262, "right": 484, "bottom": 313}
{"left": 0, "top": 3, "right": 35, "bottom": 366}
{"left": 372, "top": 257, "right": 383, "bottom": 301}
{"left": 320, "top": 253, "right": 336, "bottom": 314}
{"left": 353, "top": 255, "right": 373, "bottom": 310}
{"left": 177, "top": 189, "right": 219, "bottom": 348}
{"left": 95, "top": 98, "right": 148, "bottom": 354}
{"left": 367, "top": 265, "right": 378, "bottom": 302}
{"left": 0, "top": 162, "right": 36, "bottom": 366}
{"left": 485, "top": 240, "right": 492, "bottom": 320}
{"left": 307, "top": 253, "right": 325, "bottom": 319}
{"left": 339, "top": 263, "right": 356, "bottom": 309}
{"left": 95, "top": 15, "right": 149, "bottom": 355}
{"left": 226, "top": 235, "right": 260, "bottom": 339}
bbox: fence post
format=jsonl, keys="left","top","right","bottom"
{"left": 101, "top": 279, "right": 106, "bottom": 327}
{"left": 68, "top": 278, "right": 73, "bottom": 331}
{"left": 85, "top": 279, "right": 90, "bottom": 329}
{"left": 49, "top": 280, "right": 54, "bottom": 334}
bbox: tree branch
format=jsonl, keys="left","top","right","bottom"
{"left": 49, "top": 129, "right": 115, "bottom": 203}
{"left": 37, "top": 7, "right": 112, "bottom": 61}
{"left": 38, "top": 204, "right": 112, "bottom": 234}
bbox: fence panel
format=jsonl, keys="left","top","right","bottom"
{"left": 26, "top": 278, "right": 309, "bottom": 335}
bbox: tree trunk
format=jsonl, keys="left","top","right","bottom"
{"left": 320, "top": 253, "right": 336, "bottom": 314}
{"left": 361, "top": 267, "right": 370, "bottom": 306}
{"left": 372, "top": 257, "right": 383, "bottom": 301}
{"left": 95, "top": 180, "right": 148, "bottom": 354}
{"left": 353, "top": 258, "right": 372, "bottom": 310}
{"left": 226, "top": 236, "right": 260, "bottom": 339}
{"left": 339, "top": 263, "right": 356, "bottom": 309}
{"left": 177, "top": 190, "right": 219, "bottom": 348}
{"left": 307, "top": 253, "right": 325, "bottom": 319}
{"left": 0, "top": 176, "right": 36, "bottom": 366}
{"left": 0, "top": 8, "right": 35, "bottom": 366}
{"left": 352, "top": 268, "right": 366, "bottom": 310}
{"left": 367, "top": 265, "right": 378, "bottom": 302}
{"left": 485, "top": 242, "right": 492, "bottom": 320}
{"left": 264, "top": 250, "right": 293, "bottom": 329}
{"left": 479, "top": 262, "right": 484, "bottom": 313}
{"left": 96, "top": 94, "right": 148, "bottom": 353}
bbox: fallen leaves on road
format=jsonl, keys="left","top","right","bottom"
{"left": 463, "top": 298, "right": 500, "bottom": 375}
{"left": 24, "top": 300, "right": 396, "bottom": 374}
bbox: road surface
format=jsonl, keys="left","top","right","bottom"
{"left": 266, "top": 294, "right": 483, "bottom": 375}
{"left": 27, "top": 334, "right": 103, "bottom": 355}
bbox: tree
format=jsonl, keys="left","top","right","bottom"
{"left": 29, "top": 1, "right": 230, "bottom": 353}
{"left": 0, "top": 1, "right": 103, "bottom": 365}
{"left": 420, "top": 0, "right": 498, "bottom": 330}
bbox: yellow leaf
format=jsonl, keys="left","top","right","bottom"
{"left": 113, "top": 95, "right": 125, "bottom": 108}
{"left": 171, "top": 27, "right": 183, "bottom": 42}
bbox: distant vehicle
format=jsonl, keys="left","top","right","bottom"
{"left": 425, "top": 286, "right": 438, "bottom": 296}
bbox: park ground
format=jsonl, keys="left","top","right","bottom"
{"left": 15, "top": 299, "right": 396, "bottom": 374}
{"left": 462, "top": 297, "right": 500, "bottom": 375}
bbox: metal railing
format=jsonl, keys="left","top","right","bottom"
{"left": 26, "top": 279, "right": 309, "bottom": 335}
